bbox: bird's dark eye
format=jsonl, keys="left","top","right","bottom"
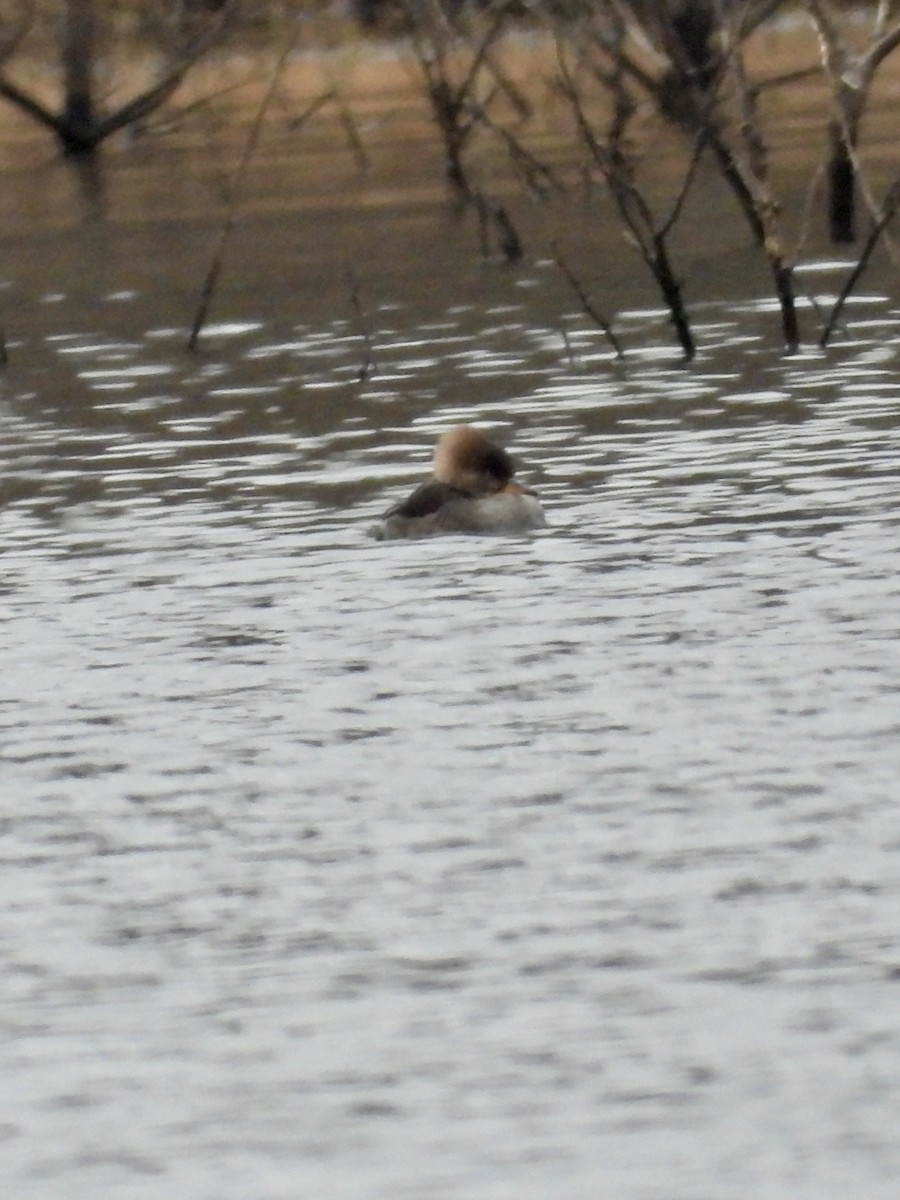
{"left": 483, "top": 445, "right": 513, "bottom": 483}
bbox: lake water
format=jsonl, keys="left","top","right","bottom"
{"left": 2, "top": 28, "right": 900, "bottom": 1200}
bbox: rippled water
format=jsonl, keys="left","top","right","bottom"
{"left": 4, "top": 43, "right": 900, "bottom": 1200}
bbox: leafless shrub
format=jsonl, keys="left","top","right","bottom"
{"left": 401, "top": 0, "right": 518, "bottom": 197}
{"left": 554, "top": 27, "right": 699, "bottom": 359}
{"left": 547, "top": 0, "right": 811, "bottom": 350}
{"left": 0, "top": 0, "right": 240, "bottom": 154}
{"left": 806, "top": 0, "right": 900, "bottom": 243}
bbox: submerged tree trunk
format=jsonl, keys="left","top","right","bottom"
{"left": 806, "top": 0, "right": 900, "bottom": 244}
{"left": 0, "top": 0, "right": 233, "bottom": 156}
{"left": 61, "top": 0, "right": 96, "bottom": 154}
{"left": 828, "top": 125, "right": 855, "bottom": 243}
{"left": 825, "top": 82, "right": 865, "bottom": 244}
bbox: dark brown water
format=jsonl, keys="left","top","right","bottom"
{"left": 3, "top": 31, "right": 900, "bottom": 1200}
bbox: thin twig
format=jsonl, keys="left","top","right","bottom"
{"left": 146, "top": 77, "right": 262, "bottom": 137}
{"left": 481, "top": 48, "right": 532, "bottom": 120}
{"left": 553, "top": 243, "right": 625, "bottom": 359}
{"left": 346, "top": 267, "right": 377, "bottom": 383}
{"left": 560, "top": 322, "right": 576, "bottom": 370}
{"left": 659, "top": 126, "right": 709, "bottom": 239}
{"left": 187, "top": 22, "right": 302, "bottom": 352}
{"left": 333, "top": 90, "right": 370, "bottom": 172}
{"left": 467, "top": 99, "right": 566, "bottom": 197}
{"left": 750, "top": 64, "right": 821, "bottom": 95}
{"left": 474, "top": 191, "right": 523, "bottom": 262}
{"left": 287, "top": 88, "right": 335, "bottom": 131}
{"left": 820, "top": 175, "right": 900, "bottom": 346}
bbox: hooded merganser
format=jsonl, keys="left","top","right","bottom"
{"left": 370, "top": 426, "right": 545, "bottom": 540}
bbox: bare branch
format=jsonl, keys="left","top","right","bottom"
{"left": 659, "top": 127, "right": 708, "bottom": 239}
{"left": 346, "top": 267, "right": 377, "bottom": 383}
{"left": 737, "top": 0, "right": 791, "bottom": 39}
{"left": 820, "top": 174, "right": 900, "bottom": 346}
{"left": 94, "top": 2, "right": 238, "bottom": 142}
{"left": 751, "top": 64, "right": 821, "bottom": 95}
{"left": 188, "top": 19, "right": 302, "bottom": 351}
{"left": 805, "top": 0, "right": 843, "bottom": 74}
{"left": 0, "top": 75, "right": 60, "bottom": 133}
{"left": 553, "top": 243, "right": 625, "bottom": 359}
{"left": 466, "top": 98, "right": 565, "bottom": 197}
{"left": 861, "top": 17, "right": 900, "bottom": 75}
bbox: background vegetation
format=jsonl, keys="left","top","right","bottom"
{"left": 1, "top": 2, "right": 900, "bottom": 354}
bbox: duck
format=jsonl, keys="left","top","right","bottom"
{"left": 369, "top": 426, "right": 546, "bottom": 540}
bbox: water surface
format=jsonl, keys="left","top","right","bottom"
{"left": 2, "top": 37, "right": 900, "bottom": 1200}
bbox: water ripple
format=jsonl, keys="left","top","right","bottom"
{"left": 4, "top": 288, "right": 900, "bottom": 1200}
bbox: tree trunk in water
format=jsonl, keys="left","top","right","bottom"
{"left": 61, "top": 0, "right": 97, "bottom": 154}
{"left": 828, "top": 123, "right": 855, "bottom": 243}
{"left": 771, "top": 261, "right": 799, "bottom": 352}
{"left": 827, "top": 84, "right": 865, "bottom": 245}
